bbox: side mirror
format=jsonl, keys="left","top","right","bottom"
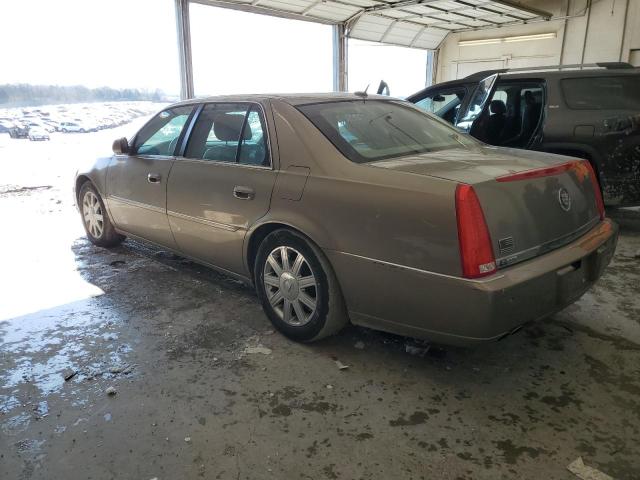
{"left": 433, "top": 94, "right": 446, "bottom": 102}
{"left": 112, "top": 137, "right": 129, "bottom": 155}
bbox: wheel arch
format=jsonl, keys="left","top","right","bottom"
{"left": 75, "top": 175, "right": 92, "bottom": 204}
{"left": 244, "top": 221, "right": 330, "bottom": 280}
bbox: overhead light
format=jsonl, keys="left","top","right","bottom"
{"left": 459, "top": 32, "right": 556, "bottom": 47}
{"left": 504, "top": 33, "right": 557, "bottom": 43}
{"left": 458, "top": 38, "right": 502, "bottom": 46}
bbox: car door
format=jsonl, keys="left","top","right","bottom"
{"left": 455, "top": 74, "right": 498, "bottom": 136}
{"left": 167, "top": 102, "right": 277, "bottom": 276}
{"left": 412, "top": 86, "right": 468, "bottom": 125}
{"left": 106, "top": 105, "right": 194, "bottom": 247}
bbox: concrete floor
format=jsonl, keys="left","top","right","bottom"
{"left": 1, "top": 131, "right": 640, "bottom": 480}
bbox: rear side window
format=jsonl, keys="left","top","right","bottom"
{"left": 298, "top": 100, "right": 478, "bottom": 164}
{"left": 561, "top": 76, "right": 640, "bottom": 110}
{"left": 185, "top": 103, "right": 269, "bottom": 166}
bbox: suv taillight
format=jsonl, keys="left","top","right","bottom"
{"left": 583, "top": 160, "right": 605, "bottom": 220}
{"left": 455, "top": 184, "right": 496, "bottom": 279}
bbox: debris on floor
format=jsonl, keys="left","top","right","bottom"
{"left": 184, "top": 436, "right": 192, "bottom": 443}
{"left": 109, "top": 363, "right": 135, "bottom": 375}
{"left": 105, "top": 386, "right": 117, "bottom": 396}
{"left": 63, "top": 369, "right": 77, "bottom": 381}
{"left": 567, "top": 457, "right": 613, "bottom": 480}
{"left": 405, "top": 344, "right": 430, "bottom": 357}
{"left": 354, "top": 341, "right": 365, "bottom": 350}
{"left": 244, "top": 345, "right": 272, "bottom": 355}
{"left": 334, "top": 360, "right": 349, "bottom": 370}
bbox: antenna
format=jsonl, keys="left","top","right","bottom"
{"left": 354, "top": 84, "right": 370, "bottom": 99}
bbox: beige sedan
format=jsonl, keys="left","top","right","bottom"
{"left": 75, "top": 94, "right": 618, "bottom": 346}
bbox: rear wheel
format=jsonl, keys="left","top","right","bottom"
{"left": 79, "top": 182, "right": 124, "bottom": 247}
{"left": 254, "top": 229, "right": 348, "bottom": 342}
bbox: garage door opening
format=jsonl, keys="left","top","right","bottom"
{"left": 189, "top": 4, "right": 333, "bottom": 96}
{"left": 347, "top": 39, "right": 431, "bottom": 98}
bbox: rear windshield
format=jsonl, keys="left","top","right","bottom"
{"left": 297, "top": 100, "right": 478, "bottom": 163}
{"left": 561, "top": 76, "right": 640, "bottom": 110}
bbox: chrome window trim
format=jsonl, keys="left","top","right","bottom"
{"left": 172, "top": 156, "right": 273, "bottom": 170}
{"left": 178, "top": 101, "right": 274, "bottom": 171}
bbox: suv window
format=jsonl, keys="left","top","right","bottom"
{"left": 457, "top": 74, "right": 497, "bottom": 131}
{"left": 185, "top": 103, "right": 269, "bottom": 166}
{"left": 479, "top": 83, "right": 543, "bottom": 147}
{"left": 414, "top": 88, "right": 466, "bottom": 124}
{"left": 134, "top": 106, "right": 193, "bottom": 156}
{"left": 561, "top": 76, "right": 640, "bottom": 110}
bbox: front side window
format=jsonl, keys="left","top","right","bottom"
{"left": 297, "top": 100, "right": 479, "bottom": 164}
{"left": 185, "top": 103, "right": 269, "bottom": 166}
{"left": 134, "top": 106, "right": 193, "bottom": 156}
{"left": 414, "top": 88, "right": 466, "bottom": 124}
{"left": 561, "top": 76, "right": 640, "bottom": 110}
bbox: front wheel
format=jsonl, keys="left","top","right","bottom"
{"left": 78, "top": 182, "right": 124, "bottom": 247}
{"left": 254, "top": 229, "right": 348, "bottom": 342}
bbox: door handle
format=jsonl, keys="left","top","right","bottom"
{"left": 233, "top": 185, "right": 255, "bottom": 200}
{"left": 147, "top": 173, "right": 161, "bottom": 184}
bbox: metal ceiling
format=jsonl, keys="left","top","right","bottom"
{"left": 193, "top": 0, "right": 552, "bottom": 49}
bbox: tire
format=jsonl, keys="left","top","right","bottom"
{"left": 254, "top": 229, "right": 348, "bottom": 342}
{"left": 78, "top": 182, "right": 125, "bottom": 247}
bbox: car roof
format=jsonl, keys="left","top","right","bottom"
{"left": 407, "top": 67, "right": 640, "bottom": 99}
{"left": 172, "top": 92, "right": 396, "bottom": 107}
{"left": 465, "top": 67, "right": 640, "bottom": 81}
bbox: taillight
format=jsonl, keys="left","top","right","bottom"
{"left": 583, "top": 160, "right": 605, "bottom": 220}
{"left": 455, "top": 184, "right": 496, "bottom": 279}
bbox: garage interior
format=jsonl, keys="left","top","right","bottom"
{"left": 1, "top": 1, "right": 640, "bottom": 479}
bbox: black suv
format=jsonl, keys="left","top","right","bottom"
{"left": 407, "top": 63, "right": 640, "bottom": 206}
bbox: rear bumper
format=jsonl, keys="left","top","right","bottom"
{"left": 327, "top": 219, "right": 618, "bottom": 347}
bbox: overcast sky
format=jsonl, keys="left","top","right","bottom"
{"left": 1, "top": 0, "right": 429, "bottom": 98}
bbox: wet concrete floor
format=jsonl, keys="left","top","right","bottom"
{"left": 1, "top": 133, "right": 640, "bottom": 480}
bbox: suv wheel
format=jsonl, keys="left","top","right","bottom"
{"left": 254, "top": 229, "right": 348, "bottom": 342}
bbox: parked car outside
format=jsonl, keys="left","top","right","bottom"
{"left": 60, "top": 121, "right": 86, "bottom": 133}
{"left": 74, "top": 94, "right": 618, "bottom": 346}
{"left": 27, "top": 127, "right": 50, "bottom": 141}
{"left": 407, "top": 63, "right": 640, "bottom": 207}
{"left": 8, "top": 123, "right": 30, "bottom": 139}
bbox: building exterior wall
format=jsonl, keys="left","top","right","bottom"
{"left": 435, "top": 0, "right": 640, "bottom": 82}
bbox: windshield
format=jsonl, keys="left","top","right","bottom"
{"left": 297, "top": 100, "right": 479, "bottom": 164}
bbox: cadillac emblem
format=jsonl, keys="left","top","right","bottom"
{"left": 558, "top": 188, "right": 572, "bottom": 211}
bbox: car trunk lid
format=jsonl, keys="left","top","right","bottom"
{"left": 371, "top": 146, "right": 602, "bottom": 269}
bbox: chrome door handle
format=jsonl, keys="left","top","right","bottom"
{"left": 148, "top": 173, "right": 161, "bottom": 184}
{"left": 233, "top": 185, "right": 254, "bottom": 200}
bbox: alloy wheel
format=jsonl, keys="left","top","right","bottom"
{"left": 263, "top": 246, "right": 317, "bottom": 326}
{"left": 82, "top": 190, "right": 104, "bottom": 239}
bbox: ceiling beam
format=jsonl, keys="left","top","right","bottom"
{"left": 492, "top": 1, "right": 552, "bottom": 19}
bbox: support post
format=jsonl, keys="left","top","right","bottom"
{"left": 426, "top": 49, "right": 438, "bottom": 86}
{"left": 175, "top": 0, "right": 195, "bottom": 99}
{"left": 333, "top": 24, "right": 348, "bottom": 92}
